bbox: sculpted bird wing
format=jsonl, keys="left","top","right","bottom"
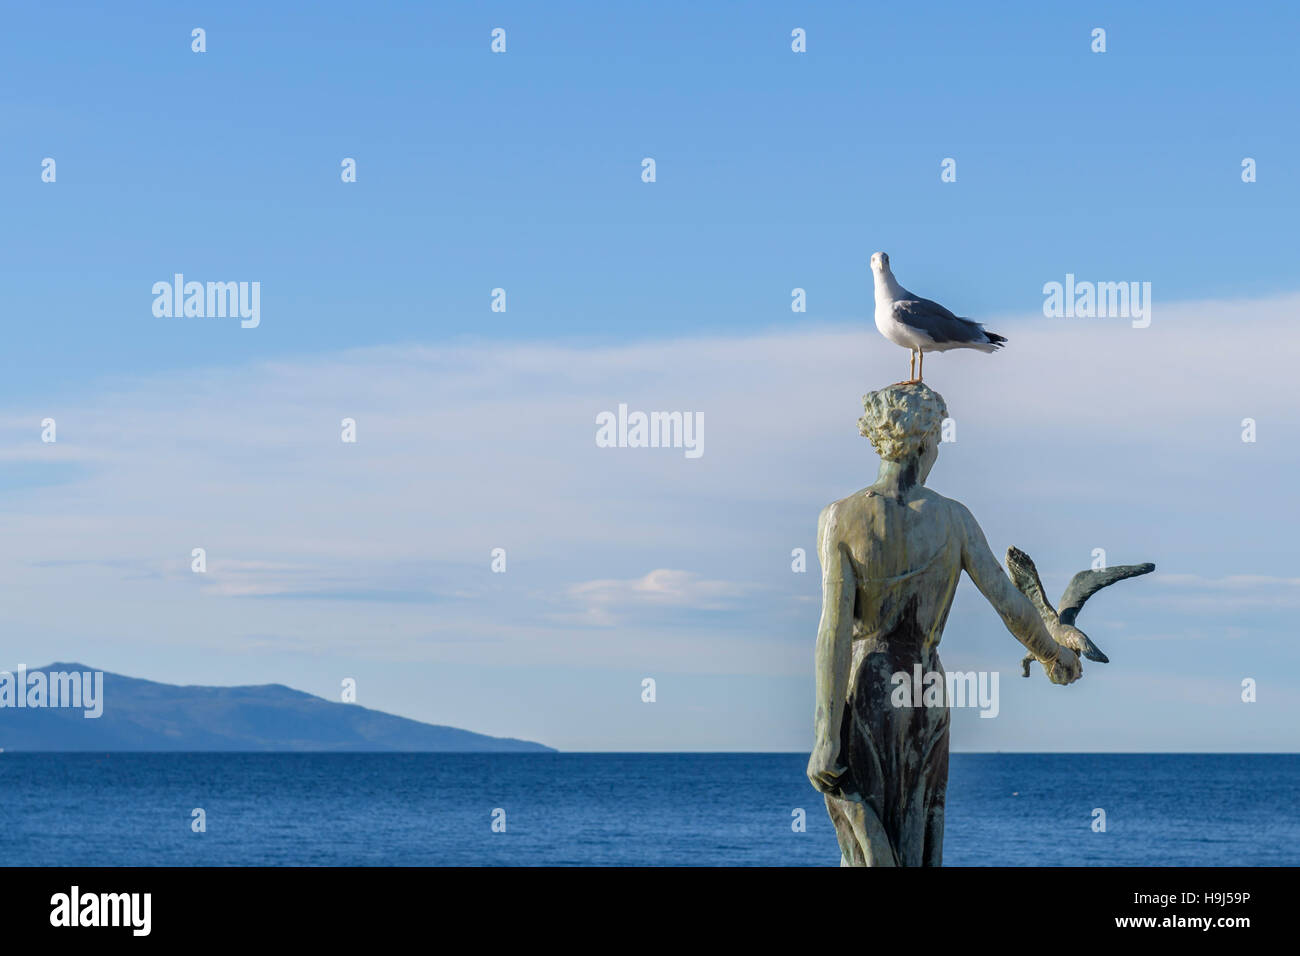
{"left": 1005, "top": 547, "right": 1059, "bottom": 623}
{"left": 1058, "top": 563, "right": 1156, "bottom": 626}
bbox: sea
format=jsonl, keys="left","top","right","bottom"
{"left": 1, "top": 753, "right": 1295, "bottom": 866}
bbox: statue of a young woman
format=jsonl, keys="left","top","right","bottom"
{"left": 806, "top": 382, "right": 1085, "bottom": 866}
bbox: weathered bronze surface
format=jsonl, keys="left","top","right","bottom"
{"left": 807, "top": 382, "right": 1091, "bottom": 866}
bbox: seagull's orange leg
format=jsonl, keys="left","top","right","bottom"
{"left": 918, "top": 350, "right": 924, "bottom": 381}
{"left": 893, "top": 352, "right": 917, "bottom": 387}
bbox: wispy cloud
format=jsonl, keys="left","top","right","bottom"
{"left": 565, "top": 569, "right": 752, "bottom": 625}
{"left": 1148, "top": 573, "right": 1300, "bottom": 609}
{"left": 2, "top": 291, "right": 1298, "bottom": 747}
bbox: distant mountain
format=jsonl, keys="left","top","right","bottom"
{"left": 0, "top": 663, "right": 554, "bottom": 752}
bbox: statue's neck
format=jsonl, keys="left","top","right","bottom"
{"left": 874, "top": 459, "right": 923, "bottom": 498}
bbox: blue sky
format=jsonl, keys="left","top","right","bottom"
{"left": 1, "top": 1, "right": 1297, "bottom": 750}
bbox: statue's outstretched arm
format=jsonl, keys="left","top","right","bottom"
{"left": 808, "top": 503, "right": 855, "bottom": 793}
{"left": 953, "top": 503, "right": 1081, "bottom": 685}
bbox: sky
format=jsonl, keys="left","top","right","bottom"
{"left": 1, "top": 1, "right": 1297, "bottom": 751}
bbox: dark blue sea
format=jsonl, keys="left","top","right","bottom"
{"left": 1, "top": 753, "right": 1294, "bottom": 866}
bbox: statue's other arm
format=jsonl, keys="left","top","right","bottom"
{"left": 953, "top": 502, "right": 1081, "bottom": 685}
{"left": 808, "top": 502, "right": 855, "bottom": 794}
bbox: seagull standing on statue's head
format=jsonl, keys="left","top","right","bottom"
{"left": 870, "top": 251, "right": 1007, "bottom": 383}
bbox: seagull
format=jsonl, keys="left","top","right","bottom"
{"left": 1005, "top": 546, "right": 1155, "bottom": 678}
{"left": 870, "top": 251, "right": 1007, "bottom": 382}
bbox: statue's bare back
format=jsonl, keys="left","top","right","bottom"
{"left": 832, "top": 487, "right": 964, "bottom": 650}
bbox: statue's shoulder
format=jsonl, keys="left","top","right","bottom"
{"left": 818, "top": 488, "right": 887, "bottom": 538}
{"left": 819, "top": 488, "right": 971, "bottom": 532}
{"left": 817, "top": 492, "right": 864, "bottom": 539}
{"left": 916, "top": 486, "right": 961, "bottom": 509}
{"left": 820, "top": 488, "right": 874, "bottom": 519}
{"left": 919, "top": 488, "right": 977, "bottom": 531}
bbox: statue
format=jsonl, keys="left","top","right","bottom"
{"left": 806, "top": 382, "right": 1097, "bottom": 866}
{"left": 1006, "top": 547, "right": 1154, "bottom": 678}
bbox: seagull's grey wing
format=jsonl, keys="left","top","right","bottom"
{"left": 1005, "top": 547, "right": 1058, "bottom": 622}
{"left": 892, "top": 298, "right": 993, "bottom": 345}
{"left": 1058, "top": 563, "right": 1156, "bottom": 625}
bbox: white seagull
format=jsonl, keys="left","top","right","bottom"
{"left": 870, "top": 251, "right": 1007, "bottom": 382}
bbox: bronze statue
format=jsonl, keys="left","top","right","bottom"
{"left": 806, "top": 382, "right": 1089, "bottom": 866}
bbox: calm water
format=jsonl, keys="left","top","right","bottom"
{"left": 0, "top": 753, "right": 1294, "bottom": 866}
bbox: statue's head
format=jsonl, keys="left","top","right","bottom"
{"left": 859, "top": 382, "right": 948, "bottom": 483}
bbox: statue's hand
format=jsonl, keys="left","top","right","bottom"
{"left": 807, "top": 737, "right": 849, "bottom": 796}
{"left": 1041, "top": 643, "right": 1082, "bottom": 685}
